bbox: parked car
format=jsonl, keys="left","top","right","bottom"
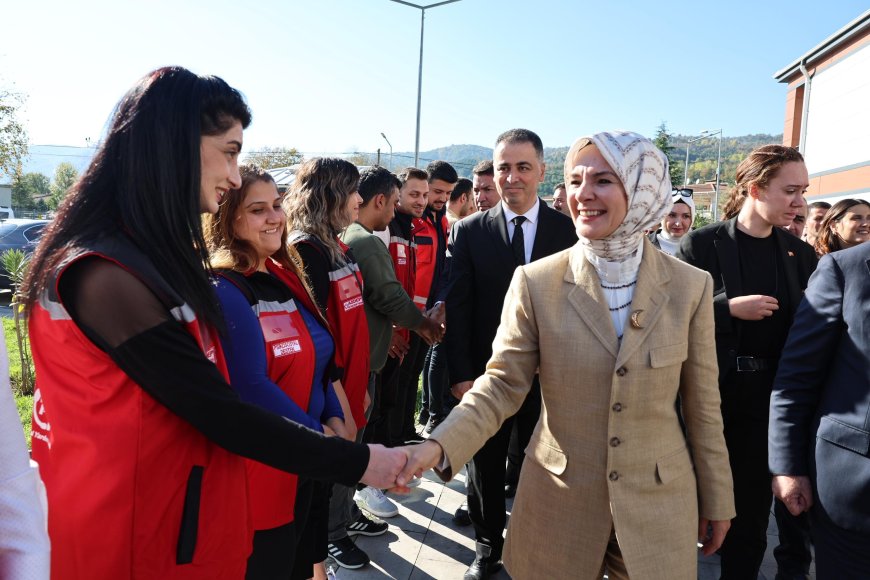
{"left": 0, "top": 219, "right": 50, "bottom": 290}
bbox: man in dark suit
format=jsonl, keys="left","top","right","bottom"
{"left": 446, "top": 128, "right": 576, "bottom": 580}
{"left": 770, "top": 240, "right": 870, "bottom": 578}
{"left": 676, "top": 145, "right": 817, "bottom": 580}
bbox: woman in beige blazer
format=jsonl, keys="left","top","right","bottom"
{"left": 399, "top": 131, "right": 735, "bottom": 579}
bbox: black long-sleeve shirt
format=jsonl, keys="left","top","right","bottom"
{"left": 56, "top": 257, "right": 369, "bottom": 485}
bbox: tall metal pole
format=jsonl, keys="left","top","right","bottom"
{"left": 414, "top": 9, "right": 425, "bottom": 166}
{"left": 381, "top": 133, "right": 393, "bottom": 170}
{"left": 386, "top": 0, "right": 462, "bottom": 168}
{"left": 712, "top": 129, "right": 722, "bottom": 219}
{"left": 685, "top": 133, "right": 709, "bottom": 188}
{"left": 684, "top": 144, "right": 690, "bottom": 186}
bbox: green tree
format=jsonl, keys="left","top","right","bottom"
{"left": 12, "top": 172, "right": 50, "bottom": 210}
{"left": 243, "top": 146, "right": 304, "bottom": 169}
{"left": 49, "top": 162, "right": 79, "bottom": 209}
{"left": 654, "top": 122, "right": 684, "bottom": 188}
{"left": 0, "top": 88, "right": 28, "bottom": 178}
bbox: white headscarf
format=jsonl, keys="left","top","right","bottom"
{"left": 566, "top": 131, "right": 673, "bottom": 261}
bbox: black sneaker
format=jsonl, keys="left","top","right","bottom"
{"left": 453, "top": 503, "right": 471, "bottom": 526}
{"left": 327, "top": 537, "right": 369, "bottom": 569}
{"left": 346, "top": 513, "right": 389, "bottom": 537}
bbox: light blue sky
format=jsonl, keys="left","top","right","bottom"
{"left": 2, "top": 0, "right": 866, "bottom": 156}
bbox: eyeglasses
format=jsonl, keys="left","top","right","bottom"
{"left": 672, "top": 188, "right": 693, "bottom": 199}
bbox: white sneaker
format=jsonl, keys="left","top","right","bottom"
{"left": 354, "top": 486, "right": 399, "bottom": 518}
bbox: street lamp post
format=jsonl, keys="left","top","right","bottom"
{"left": 381, "top": 132, "right": 393, "bottom": 170}
{"left": 684, "top": 134, "right": 709, "bottom": 186}
{"left": 701, "top": 129, "right": 723, "bottom": 220}
{"left": 386, "top": 0, "right": 462, "bottom": 166}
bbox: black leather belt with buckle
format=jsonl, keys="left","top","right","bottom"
{"left": 736, "top": 356, "right": 778, "bottom": 372}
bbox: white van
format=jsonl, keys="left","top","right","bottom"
{"left": 0, "top": 207, "right": 14, "bottom": 221}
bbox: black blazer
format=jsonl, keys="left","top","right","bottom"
{"left": 445, "top": 201, "right": 577, "bottom": 383}
{"left": 676, "top": 217, "right": 817, "bottom": 381}
{"left": 769, "top": 242, "right": 870, "bottom": 533}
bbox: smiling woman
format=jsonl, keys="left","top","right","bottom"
{"left": 815, "top": 198, "right": 870, "bottom": 256}
{"left": 18, "top": 67, "right": 399, "bottom": 580}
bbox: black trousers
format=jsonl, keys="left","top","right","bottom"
{"left": 718, "top": 369, "right": 776, "bottom": 580}
{"left": 389, "top": 333, "right": 427, "bottom": 445}
{"left": 364, "top": 356, "right": 401, "bottom": 446}
{"left": 466, "top": 378, "right": 541, "bottom": 558}
{"left": 810, "top": 501, "right": 870, "bottom": 579}
{"left": 773, "top": 498, "right": 813, "bottom": 579}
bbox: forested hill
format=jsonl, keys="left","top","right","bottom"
{"left": 382, "top": 133, "right": 782, "bottom": 196}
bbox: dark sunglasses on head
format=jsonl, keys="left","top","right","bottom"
{"left": 672, "top": 188, "right": 693, "bottom": 199}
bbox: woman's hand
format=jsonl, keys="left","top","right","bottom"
{"left": 325, "top": 417, "right": 350, "bottom": 440}
{"left": 728, "top": 295, "right": 779, "bottom": 320}
{"left": 697, "top": 518, "right": 731, "bottom": 556}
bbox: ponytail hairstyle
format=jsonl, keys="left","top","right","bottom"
{"left": 721, "top": 145, "right": 804, "bottom": 221}
{"left": 22, "top": 66, "right": 251, "bottom": 329}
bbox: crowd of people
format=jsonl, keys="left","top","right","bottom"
{"left": 3, "top": 66, "right": 869, "bottom": 580}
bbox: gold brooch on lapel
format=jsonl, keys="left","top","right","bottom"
{"left": 787, "top": 251, "right": 795, "bottom": 257}
{"left": 630, "top": 310, "right": 644, "bottom": 329}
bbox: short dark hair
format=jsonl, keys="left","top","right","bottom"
{"left": 809, "top": 201, "right": 831, "bottom": 210}
{"left": 359, "top": 165, "right": 401, "bottom": 206}
{"left": 451, "top": 178, "right": 472, "bottom": 202}
{"left": 554, "top": 182, "right": 566, "bottom": 191}
{"left": 495, "top": 128, "right": 544, "bottom": 161}
{"left": 397, "top": 167, "right": 429, "bottom": 187}
{"left": 425, "top": 160, "right": 458, "bottom": 184}
{"left": 472, "top": 159, "right": 493, "bottom": 177}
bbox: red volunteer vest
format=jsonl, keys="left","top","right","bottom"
{"left": 387, "top": 218, "right": 417, "bottom": 342}
{"left": 291, "top": 235, "right": 370, "bottom": 428}
{"left": 221, "top": 261, "right": 330, "bottom": 531}
{"left": 412, "top": 212, "right": 449, "bottom": 309}
{"left": 29, "top": 235, "right": 251, "bottom": 579}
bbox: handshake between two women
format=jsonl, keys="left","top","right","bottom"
{"left": 359, "top": 440, "right": 446, "bottom": 491}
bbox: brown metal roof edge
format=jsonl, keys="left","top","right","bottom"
{"left": 773, "top": 9, "right": 870, "bottom": 83}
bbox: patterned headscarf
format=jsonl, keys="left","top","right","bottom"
{"left": 565, "top": 130, "right": 673, "bottom": 261}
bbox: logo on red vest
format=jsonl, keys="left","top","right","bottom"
{"left": 260, "top": 313, "right": 300, "bottom": 340}
{"left": 336, "top": 276, "right": 363, "bottom": 311}
{"left": 273, "top": 339, "right": 302, "bottom": 357}
{"left": 32, "top": 388, "right": 52, "bottom": 448}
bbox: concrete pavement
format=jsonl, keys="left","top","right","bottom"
{"left": 328, "top": 467, "right": 815, "bottom": 580}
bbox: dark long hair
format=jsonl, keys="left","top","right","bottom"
{"left": 22, "top": 66, "right": 251, "bottom": 328}
{"left": 815, "top": 198, "right": 870, "bottom": 256}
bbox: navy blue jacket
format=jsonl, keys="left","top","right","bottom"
{"left": 769, "top": 241, "right": 870, "bottom": 534}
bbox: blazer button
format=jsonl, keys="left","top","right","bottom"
{"left": 609, "top": 471, "right": 619, "bottom": 481}
{"left": 616, "top": 367, "right": 627, "bottom": 377}
{"left": 609, "top": 437, "right": 621, "bottom": 447}
{"left": 612, "top": 402, "right": 623, "bottom": 412}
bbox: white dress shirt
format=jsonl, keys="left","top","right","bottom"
{"left": 502, "top": 198, "right": 541, "bottom": 264}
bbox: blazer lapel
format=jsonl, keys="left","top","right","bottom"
{"left": 531, "top": 203, "right": 554, "bottom": 262}
{"left": 565, "top": 247, "right": 619, "bottom": 358}
{"left": 615, "top": 240, "right": 670, "bottom": 369}
{"left": 487, "top": 204, "right": 516, "bottom": 271}
{"left": 774, "top": 228, "right": 803, "bottom": 315}
{"left": 714, "top": 218, "right": 742, "bottom": 298}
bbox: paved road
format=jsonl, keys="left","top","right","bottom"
{"left": 329, "top": 464, "right": 815, "bottom": 579}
